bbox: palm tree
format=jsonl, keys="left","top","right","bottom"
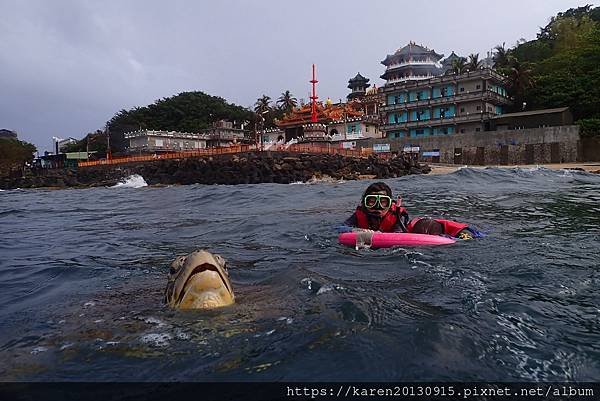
{"left": 277, "top": 90, "right": 297, "bottom": 113}
{"left": 493, "top": 42, "right": 511, "bottom": 69}
{"left": 254, "top": 95, "right": 272, "bottom": 114}
{"left": 467, "top": 53, "right": 482, "bottom": 71}
{"left": 451, "top": 58, "right": 466, "bottom": 74}
{"left": 507, "top": 60, "right": 533, "bottom": 107}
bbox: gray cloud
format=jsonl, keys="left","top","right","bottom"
{"left": 0, "top": 0, "right": 594, "bottom": 152}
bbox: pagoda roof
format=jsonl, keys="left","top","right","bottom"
{"left": 381, "top": 42, "right": 444, "bottom": 65}
{"left": 348, "top": 73, "right": 369, "bottom": 84}
{"left": 441, "top": 51, "right": 465, "bottom": 65}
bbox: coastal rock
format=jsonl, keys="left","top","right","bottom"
{"left": 0, "top": 152, "right": 430, "bottom": 190}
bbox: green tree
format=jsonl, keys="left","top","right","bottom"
{"left": 0, "top": 138, "right": 36, "bottom": 174}
{"left": 62, "top": 130, "right": 108, "bottom": 156}
{"left": 503, "top": 5, "right": 600, "bottom": 119}
{"left": 254, "top": 95, "right": 272, "bottom": 114}
{"left": 525, "top": 23, "right": 600, "bottom": 119}
{"left": 451, "top": 58, "right": 466, "bottom": 74}
{"left": 507, "top": 60, "right": 534, "bottom": 109}
{"left": 276, "top": 90, "right": 297, "bottom": 113}
{"left": 493, "top": 43, "right": 512, "bottom": 71}
{"left": 103, "top": 91, "right": 253, "bottom": 153}
{"left": 467, "top": 53, "right": 482, "bottom": 71}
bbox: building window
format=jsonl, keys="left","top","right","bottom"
{"left": 476, "top": 105, "right": 481, "bottom": 111}
{"left": 460, "top": 129, "right": 465, "bottom": 133}
{"left": 476, "top": 84, "right": 481, "bottom": 89}
{"left": 460, "top": 87, "right": 465, "bottom": 92}
{"left": 460, "top": 107, "right": 465, "bottom": 113}
{"left": 476, "top": 127, "right": 481, "bottom": 132}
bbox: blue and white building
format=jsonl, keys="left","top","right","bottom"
{"left": 380, "top": 42, "right": 512, "bottom": 139}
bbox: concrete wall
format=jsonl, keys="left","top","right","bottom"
{"left": 457, "top": 122, "right": 484, "bottom": 134}
{"left": 457, "top": 79, "right": 483, "bottom": 94}
{"left": 361, "top": 125, "right": 583, "bottom": 165}
{"left": 580, "top": 137, "right": 600, "bottom": 161}
{"left": 457, "top": 101, "right": 483, "bottom": 116}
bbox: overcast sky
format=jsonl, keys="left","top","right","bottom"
{"left": 0, "top": 0, "right": 595, "bottom": 153}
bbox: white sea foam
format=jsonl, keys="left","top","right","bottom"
{"left": 112, "top": 174, "right": 148, "bottom": 188}
{"left": 317, "top": 284, "right": 345, "bottom": 295}
{"left": 175, "top": 330, "right": 191, "bottom": 341}
{"left": 142, "top": 316, "right": 168, "bottom": 328}
{"left": 290, "top": 176, "right": 348, "bottom": 185}
{"left": 140, "top": 333, "right": 172, "bottom": 347}
{"left": 31, "top": 346, "right": 48, "bottom": 354}
{"left": 59, "top": 343, "right": 74, "bottom": 351}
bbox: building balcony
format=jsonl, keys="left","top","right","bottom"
{"left": 124, "top": 130, "right": 211, "bottom": 140}
{"left": 385, "top": 75, "right": 435, "bottom": 85}
{"left": 363, "top": 115, "right": 382, "bottom": 124}
{"left": 380, "top": 89, "right": 511, "bottom": 112}
{"left": 207, "top": 132, "right": 245, "bottom": 140}
{"left": 381, "top": 68, "right": 508, "bottom": 92}
{"left": 385, "top": 60, "right": 440, "bottom": 69}
{"left": 330, "top": 132, "right": 364, "bottom": 141}
{"left": 382, "top": 112, "right": 496, "bottom": 131}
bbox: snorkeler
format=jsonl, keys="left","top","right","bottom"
{"left": 341, "top": 182, "right": 409, "bottom": 233}
{"left": 341, "top": 182, "right": 482, "bottom": 240}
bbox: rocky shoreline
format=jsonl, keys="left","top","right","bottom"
{"left": 0, "top": 152, "right": 431, "bottom": 190}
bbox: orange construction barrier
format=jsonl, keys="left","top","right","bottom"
{"left": 78, "top": 143, "right": 371, "bottom": 168}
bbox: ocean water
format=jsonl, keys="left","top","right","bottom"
{"left": 1, "top": 167, "right": 599, "bottom": 381}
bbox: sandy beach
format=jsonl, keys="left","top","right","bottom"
{"left": 428, "top": 162, "right": 600, "bottom": 175}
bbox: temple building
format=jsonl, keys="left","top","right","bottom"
{"left": 347, "top": 73, "right": 370, "bottom": 101}
{"left": 380, "top": 42, "right": 444, "bottom": 84}
{"left": 357, "top": 85, "right": 383, "bottom": 125}
{"left": 345, "top": 72, "right": 384, "bottom": 124}
{"left": 275, "top": 101, "right": 382, "bottom": 143}
{"left": 441, "top": 51, "right": 464, "bottom": 75}
{"left": 379, "top": 42, "right": 512, "bottom": 138}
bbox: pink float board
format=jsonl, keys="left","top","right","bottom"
{"left": 339, "top": 232, "right": 456, "bottom": 247}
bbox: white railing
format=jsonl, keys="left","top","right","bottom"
{"left": 387, "top": 75, "right": 433, "bottom": 84}
{"left": 387, "top": 60, "right": 441, "bottom": 69}
{"left": 345, "top": 132, "right": 363, "bottom": 140}
{"left": 263, "top": 140, "right": 286, "bottom": 151}
{"left": 284, "top": 138, "right": 298, "bottom": 149}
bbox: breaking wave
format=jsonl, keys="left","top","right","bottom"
{"left": 112, "top": 174, "right": 148, "bottom": 188}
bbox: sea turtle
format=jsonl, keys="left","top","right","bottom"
{"left": 164, "top": 249, "right": 235, "bottom": 309}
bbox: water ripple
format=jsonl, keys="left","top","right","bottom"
{"left": 1, "top": 168, "right": 599, "bottom": 380}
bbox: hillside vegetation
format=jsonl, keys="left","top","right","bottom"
{"left": 498, "top": 5, "right": 600, "bottom": 134}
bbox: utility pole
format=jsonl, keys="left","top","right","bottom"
{"left": 105, "top": 124, "right": 111, "bottom": 160}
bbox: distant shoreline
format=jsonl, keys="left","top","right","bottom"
{"left": 428, "top": 162, "right": 600, "bottom": 175}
